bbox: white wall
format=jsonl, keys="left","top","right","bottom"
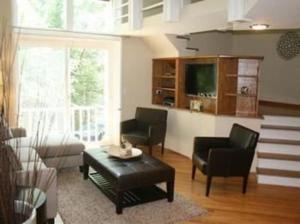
{"left": 232, "top": 32, "right": 300, "bottom": 105}
{"left": 189, "top": 31, "right": 233, "bottom": 55}
{"left": 163, "top": 108, "right": 217, "bottom": 158}
{"left": 121, "top": 37, "right": 153, "bottom": 121}
{"left": 143, "top": 35, "right": 179, "bottom": 58}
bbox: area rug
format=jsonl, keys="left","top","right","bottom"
{"left": 57, "top": 168, "right": 206, "bottom": 224}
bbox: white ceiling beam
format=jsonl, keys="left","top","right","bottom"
{"left": 128, "top": 0, "right": 143, "bottom": 30}
{"left": 163, "top": 0, "right": 183, "bottom": 22}
{"left": 228, "top": 0, "right": 252, "bottom": 23}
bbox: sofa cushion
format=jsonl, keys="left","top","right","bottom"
{"left": 0, "top": 126, "right": 13, "bottom": 141}
{"left": 10, "top": 127, "right": 27, "bottom": 138}
{"left": 20, "top": 161, "right": 47, "bottom": 170}
{"left": 7, "top": 134, "right": 85, "bottom": 159}
{"left": 0, "top": 144, "right": 22, "bottom": 170}
{"left": 36, "top": 135, "right": 85, "bottom": 158}
{"left": 14, "top": 147, "right": 40, "bottom": 162}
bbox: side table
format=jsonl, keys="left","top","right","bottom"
{"left": 17, "top": 187, "right": 47, "bottom": 224}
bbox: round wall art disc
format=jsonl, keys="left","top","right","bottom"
{"left": 277, "top": 31, "right": 300, "bottom": 60}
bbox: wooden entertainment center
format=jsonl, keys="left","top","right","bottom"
{"left": 152, "top": 55, "right": 263, "bottom": 117}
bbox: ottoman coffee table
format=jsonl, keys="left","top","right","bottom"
{"left": 83, "top": 147, "right": 175, "bottom": 214}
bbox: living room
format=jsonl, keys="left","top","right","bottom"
{"left": 0, "top": 0, "right": 300, "bottom": 224}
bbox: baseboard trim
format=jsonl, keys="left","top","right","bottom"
{"left": 259, "top": 100, "right": 300, "bottom": 110}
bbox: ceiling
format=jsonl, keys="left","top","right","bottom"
{"left": 233, "top": 0, "right": 300, "bottom": 31}
{"left": 117, "top": 0, "right": 300, "bottom": 36}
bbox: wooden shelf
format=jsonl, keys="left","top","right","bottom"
{"left": 226, "top": 74, "right": 238, "bottom": 78}
{"left": 153, "top": 56, "right": 262, "bottom": 117}
{"left": 238, "top": 74, "right": 258, "bottom": 78}
{"left": 154, "top": 76, "right": 175, "bottom": 79}
{"left": 226, "top": 93, "right": 237, "bottom": 97}
{"left": 226, "top": 74, "right": 258, "bottom": 78}
{"left": 237, "top": 94, "right": 257, "bottom": 98}
{"left": 159, "top": 87, "right": 176, "bottom": 91}
{"left": 226, "top": 93, "right": 257, "bottom": 98}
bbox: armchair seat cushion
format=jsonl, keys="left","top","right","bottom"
{"left": 192, "top": 153, "right": 208, "bottom": 175}
{"left": 122, "top": 130, "right": 149, "bottom": 145}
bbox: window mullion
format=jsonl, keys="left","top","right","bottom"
{"left": 65, "top": 48, "right": 71, "bottom": 132}
{"left": 66, "top": 0, "right": 74, "bottom": 31}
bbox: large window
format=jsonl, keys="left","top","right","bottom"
{"left": 73, "top": 0, "right": 113, "bottom": 33}
{"left": 16, "top": 0, "right": 66, "bottom": 29}
{"left": 19, "top": 45, "right": 108, "bottom": 142}
{"left": 15, "top": 0, "right": 113, "bottom": 33}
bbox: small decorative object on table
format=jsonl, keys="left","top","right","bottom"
{"left": 240, "top": 86, "right": 249, "bottom": 96}
{"left": 120, "top": 140, "right": 133, "bottom": 157}
{"left": 190, "top": 99, "right": 203, "bottom": 112}
{"left": 106, "top": 143, "right": 142, "bottom": 160}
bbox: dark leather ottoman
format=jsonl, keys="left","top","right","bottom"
{"left": 83, "top": 148, "right": 175, "bottom": 214}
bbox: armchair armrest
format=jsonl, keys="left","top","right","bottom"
{"left": 10, "top": 127, "right": 27, "bottom": 138}
{"left": 148, "top": 123, "right": 166, "bottom": 145}
{"left": 207, "top": 147, "right": 253, "bottom": 176}
{"left": 193, "top": 137, "right": 229, "bottom": 155}
{"left": 121, "top": 119, "right": 137, "bottom": 134}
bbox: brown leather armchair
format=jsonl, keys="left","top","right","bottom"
{"left": 121, "top": 107, "right": 168, "bottom": 155}
{"left": 192, "top": 123, "right": 259, "bottom": 196}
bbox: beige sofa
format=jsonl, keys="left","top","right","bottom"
{"left": 8, "top": 128, "right": 85, "bottom": 223}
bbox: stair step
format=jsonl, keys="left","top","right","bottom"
{"left": 257, "top": 168, "right": 300, "bottom": 178}
{"left": 176, "top": 35, "right": 190, "bottom": 40}
{"left": 259, "top": 138, "right": 300, "bottom": 146}
{"left": 257, "top": 175, "right": 300, "bottom": 188}
{"left": 260, "top": 129, "right": 300, "bottom": 141}
{"left": 263, "top": 115, "right": 300, "bottom": 126}
{"left": 186, "top": 47, "right": 199, "bottom": 51}
{"left": 261, "top": 124, "right": 300, "bottom": 131}
{"left": 257, "top": 152, "right": 300, "bottom": 161}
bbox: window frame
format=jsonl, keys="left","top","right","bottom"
{"left": 13, "top": 0, "right": 113, "bottom": 34}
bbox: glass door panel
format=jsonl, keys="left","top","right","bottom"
{"left": 19, "top": 47, "right": 67, "bottom": 135}
{"left": 69, "top": 48, "right": 108, "bottom": 143}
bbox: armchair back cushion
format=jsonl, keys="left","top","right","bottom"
{"left": 121, "top": 107, "right": 168, "bottom": 155}
{"left": 229, "top": 123, "right": 259, "bottom": 150}
{"left": 135, "top": 107, "right": 168, "bottom": 132}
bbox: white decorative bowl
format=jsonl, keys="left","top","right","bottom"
{"left": 107, "top": 145, "right": 142, "bottom": 159}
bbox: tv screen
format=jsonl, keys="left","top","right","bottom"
{"left": 185, "top": 63, "right": 216, "bottom": 96}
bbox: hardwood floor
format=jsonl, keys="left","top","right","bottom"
{"left": 148, "top": 147, "right": 300, "bottom": 224}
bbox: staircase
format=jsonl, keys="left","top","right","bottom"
{"left": 257, "top": 115, "right": 300, "bottom": 188}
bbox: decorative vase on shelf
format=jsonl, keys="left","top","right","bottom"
{"left": 14, "top": 200, "right": 36, "bottom": 224}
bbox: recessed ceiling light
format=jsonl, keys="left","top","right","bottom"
{"left": 250, "top": 24, "right": 270, "bottom": 30}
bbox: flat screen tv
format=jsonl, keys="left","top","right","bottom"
{"left": 185, "top": 63, "right": 216, "bottom": 96}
